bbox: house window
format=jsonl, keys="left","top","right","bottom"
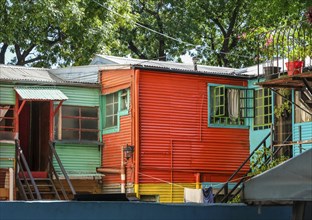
{"left": 103, "top": 89, "right": 130, "bottom": 133}
{"left": 254, "top": 89, "right": 272, "bottom": 129}
{"left": 55, "top": 106, "right": 99, "bottom": 141}
{"left": 295, "top": 91, "right": 312, "bottom": 123}
{"left": 209, "top": 85, "right": 253, "bottom": 126}
{"left": 105, "top": 92, "right": 119, "bottom": 128}
{"left": 0, "top": 105, "right": 15, "bottom": 140}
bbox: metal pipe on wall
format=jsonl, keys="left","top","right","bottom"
{"left": 9, "top": 168, "right": 14, "bottom": 201}
{"left": 121, "top": 146, "right": 126, "bottom": 193}
{"left": 134, "top": 68, "right": 140, "bottom": 198}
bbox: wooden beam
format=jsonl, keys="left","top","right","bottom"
{"left": 53, "top": 100, "right": 64, "bottom": 117}
{"left": 17, "top": 100, "right": 26, "bottom": 115}
{"left": 273, "top": 139, "right": 312, "bottom": 147}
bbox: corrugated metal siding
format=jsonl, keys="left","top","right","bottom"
{"left": 139, "top": 183, "right": 197, "bottom": 203}
{"left": 139, "top": 71, "right": 250, "bottom": 187}
{"left": 15, "top": 87, "right": 68, "bottom": 101}
{"left": 0, "top": 142, "right": 15, "bottom": 168}
{"left": 58, "top": 86, "right": 100, "bottom": 106}
{"left": 101, "top": 70, "right": 132, "bottom": 95}
{"left": 102, "top": 115, "right": 132, "bottom": 184}
{"left": 54, "top": 143, "right": 101, "bottom": 175}
{"left": 293, "top": 122, "right": 312, "bottom": 156}
{"left": 0, "top": 85, "right": 15, "bottom": 105}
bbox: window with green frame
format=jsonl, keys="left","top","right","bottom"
{"left": 103, "top": 89, "right": 130, "bottom": 133}
{"left": 209, "top": 85, "right": 253, "bottom": 126}
{"left": 254, "top": 88, "right": 272, "bottom": 129}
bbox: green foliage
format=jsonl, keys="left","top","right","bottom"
{"left": 274, "top": 101, "right": 291, "bottom": 119}
{"left": 0, "top": 0, "right": 132, "bottom": 67}
{"left": 274, "top": 89, "right": 292, "bottom": 119}
{"left": 249, "top": 147, "right": 289, "bottom": 177}
{"left": 0, "top": 0, "right": 310, "bottom": 67}
{"left": 229, "top": 194, "right": 241, "bottom": 203}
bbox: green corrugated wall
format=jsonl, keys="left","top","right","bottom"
{"left": 53, "top": 143, "right": 101, "bottom": 175}
{"left": 58, "top": 86, "right": 100, "bottom": 107}
{"left": 53, "top": 86, "right": 101, "bottom": 176}
{"left": 0, "top": 84, "right": 15, "bottom": 105}
{"left": 0, "top": 142, "right": 15, "bottom": 168}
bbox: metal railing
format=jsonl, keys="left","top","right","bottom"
{"left": 48, "top": 141, "right": 76, "bottom": 198}
{"left": 214, "top": 127, "right": 294, "bottom": 203}
{"left": 214, "top": 131, "right": 272, "bottom": 203}
{"left": 15, "top": 139, "right": 42, "bottom": 200}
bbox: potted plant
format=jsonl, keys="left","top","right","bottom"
{"left": 286, "top": 45, "right": 304, "bottom": 76}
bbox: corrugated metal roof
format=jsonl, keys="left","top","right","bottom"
{"left": 15, "top": 87, "right": 68, "bottom": 101}
{"left": 49, "top": 65, "right": 101, "bottom": 83}
{"left": 91, "top": 54, "right": 250, "bottom": 77}
{"left": 0, "top": 65, "right": 63, "bottom": 83}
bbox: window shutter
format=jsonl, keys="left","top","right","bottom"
{"left": 213, "top": 85, "right": 226, "bottom": 117}
{"left": 239, "top": 89, "right": 254, "bottom": 118}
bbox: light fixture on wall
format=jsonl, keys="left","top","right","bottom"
{"left": 123, "top": 144, "right": 134, "bottom": 160}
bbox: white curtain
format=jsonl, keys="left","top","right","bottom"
{"left": 227, "top": 89, "right": 239, "bottom": 118}
{"left": 0, "top": 106, "right": 10, "bottom": 122}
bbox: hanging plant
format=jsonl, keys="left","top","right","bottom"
{"left": 274, "top": 88, "right": 291, "bottom": 119}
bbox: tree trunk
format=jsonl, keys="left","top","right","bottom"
{"left": 0, "top": 43, "right": 8, "bottom": 64}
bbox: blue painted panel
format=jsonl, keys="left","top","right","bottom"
{"left": 248, "top": 79, "right": 272, "bottom": 153}
{"left": 0, "top": 201, "right": 292, "bottom": 220}
{"left": 293, "top": 122, "right": 312, "bottom": 156}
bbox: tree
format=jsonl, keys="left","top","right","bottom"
{"left": 113, "top": 0, "right": 311, "bottom": 67}
{"left": 0, "top": 0, "right": 131, "bottom": 67}
{"left": 107, "top": 0, "right": 194, "bottom": 61}
{"left": 1, "top": 0, "right": 310, "bottom": 68}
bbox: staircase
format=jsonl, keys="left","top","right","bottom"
{"left": 15, "top": 140, "right": 76, "bottom": 200}
{"left": 300, "top": 87, "right": 312, "bottom": 109}
{"left": 18, "top": 172, "right": 60, "bottom": 200}
{"left": 214, "top": 127, "right": 291, "bottom": 203}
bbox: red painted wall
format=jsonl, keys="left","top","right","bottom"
{"left": 101, "top": 68, "right": 250, "bottom": 187}
{"left": 138, "top": 70, "right": 249, "bottom": 184}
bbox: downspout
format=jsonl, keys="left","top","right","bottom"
{"left": 134, "top": 68, "right": 140, "bottom": 198}
{"left": 9, "top": 168, "right": 14, "bottom": 201}
{"left": 49, "top": 101, "right": 54, "bottom": 141}
{"left": 195, "top": 173, "right": 201, "bottom": 189}
{"left": 121, "top": 146, "right": 126, "bottom": 193}
{"left": 14, "top": 94, "right": 19, "bottom": 139}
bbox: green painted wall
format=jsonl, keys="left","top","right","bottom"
{"left": 53, "top": 143, "right": 101, "bottom": 176}
{"left": 0, "top": 84, "right": 15, "bottom": 105}
{"left": 58, "top": 86, "right": 100, "bottom": 107}
{"left": 0, "top": 142, "right": 15, "bottom": 168}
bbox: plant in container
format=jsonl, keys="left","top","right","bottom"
{"left": 286, "top": 46, "right": 304, "bottom": 76}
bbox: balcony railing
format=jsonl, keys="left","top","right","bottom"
{"left": 256, "top": 23, "right": 312, "bottom": 80}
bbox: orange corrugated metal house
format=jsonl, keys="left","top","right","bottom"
{"left": 93, "top": 55, "right": 255, "bottom": 203}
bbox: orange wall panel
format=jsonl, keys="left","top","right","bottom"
{"left": 102, "top": 115, "right": 132, "bottom": 183}
{"left": 101, "top": 69, "right": 133, "bottom": 94}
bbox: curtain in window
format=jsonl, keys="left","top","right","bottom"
{"left": 0, "top": 106, "right": 10, "bottom": 122}
{"left": 227, "top": 89, "right": 239, "bottom": 118}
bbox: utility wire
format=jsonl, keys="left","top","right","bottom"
{"left": 91, "top": 0, "right": 194, "bottom": 46}
{"left": 91, "top": 0, "right": 260, "bottom": 60}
